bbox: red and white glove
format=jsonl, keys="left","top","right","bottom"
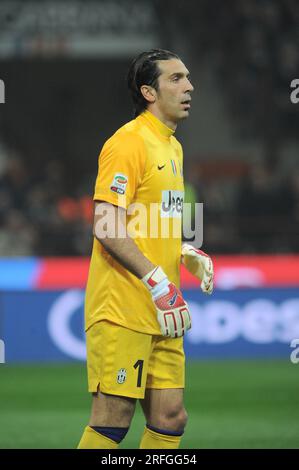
{"left": 142, "top": 266, "right": 191, "bottom": 338}
{"left": 181, "top": 244, "right": 214, "bottom": 295}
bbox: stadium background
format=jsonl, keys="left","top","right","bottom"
{"left": 0, "top": 0, "right": 298, "bottom": 448}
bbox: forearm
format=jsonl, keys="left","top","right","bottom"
{"left": 93, "top": 201, "right": 155, "bottom": 279}
{"left": 99, "top": 235, "right": 155, "bottom": 279}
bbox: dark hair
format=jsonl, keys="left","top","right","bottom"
{"left": 127, "top": 48, "right": 180, "bottom": 117}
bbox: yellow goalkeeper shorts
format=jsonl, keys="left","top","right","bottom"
{"left": 86, "top": 320, "right": 185, "bottom": 399}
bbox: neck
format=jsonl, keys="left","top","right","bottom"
{"left": 146, "top": 105, "right": 177, "bottom": 132}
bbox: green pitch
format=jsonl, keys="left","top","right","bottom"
{"left": 0, "top": 360, "right": 298, "bottom": 448}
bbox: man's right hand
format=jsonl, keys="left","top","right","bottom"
{"left": 142, "top": 267, "right": 191, "bottom": 338}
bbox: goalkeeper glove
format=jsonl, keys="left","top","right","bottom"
{"left": 181, "top": 243, "right": 214, "bottom": 295}
{"left": 142, "top": 266, "right": 191, "bottom": 338}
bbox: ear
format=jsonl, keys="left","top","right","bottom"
{"left": 140, "top": 85, "right": 156, "bottom": 104}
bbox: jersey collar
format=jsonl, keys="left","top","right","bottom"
{"left": 141, "top": 110, "right": 175, "bottom": 139}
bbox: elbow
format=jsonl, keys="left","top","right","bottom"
{"left": 93, "top": 228, "right": 107, "bottom": 246}
{"left": 93, "top": 228, "right": 113, "bottom": 251}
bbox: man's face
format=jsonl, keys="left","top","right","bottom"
{"left": 154, "top": 58, "right": 194, "bottom": 122}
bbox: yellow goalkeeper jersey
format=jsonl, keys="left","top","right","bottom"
{"left": 85, "top": 110, "right": 184, "bottom": 335}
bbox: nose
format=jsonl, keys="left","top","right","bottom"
{"left": 186, "top": 77, "right": 194, "bottom": 93}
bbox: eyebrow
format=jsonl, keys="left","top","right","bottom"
{"left": 169, "top": 71, "right": 190, "bottom": 79}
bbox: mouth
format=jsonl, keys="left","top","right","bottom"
{"left": 181, "top": 99, "right": 191, "bottom": 109}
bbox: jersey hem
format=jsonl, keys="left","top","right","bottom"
{"left": 85, "top": 316, "right": 162, "bottom": 337}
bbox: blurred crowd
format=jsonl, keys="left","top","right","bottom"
{"left": 0, "top": 146, "right": 298, "bottom": 256}
{"left": 178, "top": 0, "right": 299, "bottom": 142}
{"left": 185, "top": 161, "right": 299, "bottom": 254}
{"left": 0, "top": 150, "right": 93, "bottom": 256}
{"left": 221, "top": 0, "right": 299, "bottom": 141}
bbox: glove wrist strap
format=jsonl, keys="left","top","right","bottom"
{"left": 142, "top": 266, "right": 170, "bottom": 300}
{"left": 142, "top": 266, "right": 167, "bottom": 289}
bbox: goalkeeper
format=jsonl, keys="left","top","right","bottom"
{"left": 78, "top": 49, "right": 214, "bottom": 450}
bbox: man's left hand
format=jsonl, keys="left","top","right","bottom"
{"left": 181, "top": 244, "right": 214, "bottom": 295}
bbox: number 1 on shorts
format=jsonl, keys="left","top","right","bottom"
{"left": 133, "top": 359, "right": 144, "bottom": 387}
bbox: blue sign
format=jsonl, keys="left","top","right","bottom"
{"left": 0, "top": 288, "right": 299, "bottom": 362}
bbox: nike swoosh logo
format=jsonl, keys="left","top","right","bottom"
{"left": 158, "top": 164, "right": 166, "bottom": 170}
{"left": 169, "top": 292, "right": 178, "bottom": 307}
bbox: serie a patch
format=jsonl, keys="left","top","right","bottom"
{"left": 110, "top": 173, "right": 128, "bottom": 195}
